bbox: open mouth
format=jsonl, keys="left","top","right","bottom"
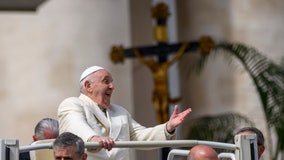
{"left": 105, "top": 92, "right": 111, "bottom": 97}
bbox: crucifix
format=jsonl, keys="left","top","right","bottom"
{"left": 110, "top": 2, "right": 214, "bottom": 124}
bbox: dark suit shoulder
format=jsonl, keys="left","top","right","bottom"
{"left": 19, "top": 151, "right": 30, "bottom": 160}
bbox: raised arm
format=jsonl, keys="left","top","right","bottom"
{"left": 167, "top": 43, "right": 189, "bottom": 66}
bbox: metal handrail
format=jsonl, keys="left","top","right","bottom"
{"left": 218, "top": 153, "right": 236, "bottom": 160}
{"left": 2, "top": 134, "right": 256, "bottom": 160}
{"left": 167, "top": 149, "right": 189, "bottom": 160}
{"left": 19, "top": 140, "right": 236, "bottom": 153}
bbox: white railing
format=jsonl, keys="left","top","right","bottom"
{"left": 19, "top": 140, "right": 236, "bottom": 153}
{"left": 167, "top": 149, "right": 189, "bottom": 160}
{"left": 20, "top": 140, "right": 236, "bottom": 152}
{"left": 1, "top": 134, "right": 258, "bottom": 160}
{"left": 218, "top": 153, "right": 236, "bottom": 160}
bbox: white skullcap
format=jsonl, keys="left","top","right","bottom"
{"left": 80, "top": 66, "right": 104, "bottom": 82}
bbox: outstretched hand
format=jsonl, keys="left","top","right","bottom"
{"left": 166, "top": 105, "right": 192, "bottom": 133}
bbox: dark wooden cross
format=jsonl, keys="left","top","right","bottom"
{"left": 109, "top": 2, "right": 214, "bottom": 159}
{"left": 110, "top": 2, "right": 214, "bottom": 122}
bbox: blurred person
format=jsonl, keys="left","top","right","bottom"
{"left": 32, "top": 118, "right": 59, "bottom": 141}
{"left": 20, "top": 118, "right": 59, "bottom": 160}
{"left": 188, "top": 144, "right": 218, "bottom": 160}
{"left": 53, "top": 132, "right": 87, "bottom": 160}
{"left": 236, "top": 127, "right": 265, "bottom": 159}
{"left": 58, "top": 65, "right": 192, "bottom": 160}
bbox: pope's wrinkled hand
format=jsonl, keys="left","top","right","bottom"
{"left": 166, "top": 105, "right": 192, "bottom": 133}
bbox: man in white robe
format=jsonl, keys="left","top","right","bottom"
{"left": 58, "top": 66, "right": 192, "bottom": 160}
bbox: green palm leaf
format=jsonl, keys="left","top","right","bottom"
{"left": 187, "top": 113, "right": 254, "bottom": 143}
{"left": 186, "top": 113, "right": 254, "bottom": 153}
{"left": 216, "top": 42, "right": 284, "bottom": 159}
{"left": 185, "top": 41, "right": 284, "bottom": 159}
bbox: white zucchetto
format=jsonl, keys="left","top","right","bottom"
{"left": 80, "top": 66, "right": 104, "bottom": 82}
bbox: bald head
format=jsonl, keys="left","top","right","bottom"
{"left": 188, "top": 145, "right": 218, "bottom": 160}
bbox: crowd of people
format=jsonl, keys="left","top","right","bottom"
{"left": 19, "top": 66, "right": 265, "bottom": 160}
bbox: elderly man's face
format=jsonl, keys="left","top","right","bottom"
{"left": 54, "top": 146, "right": 87, "bottom": 160}
{"left": 86, "top": 70, "right": 114, "bottom": 109}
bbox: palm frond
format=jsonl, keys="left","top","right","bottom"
{"left": 182, "top": 46, "right": 243, "bottom": 77}
{"left": 184, "top": 41, "right": 284, "bottom": 159}
{"left": 216, "top": 42, "right": 284, "bottom": 126}
{"left": 216, "top": 42, "right": 284, "bottom": 158}
{"left": 182, "top": 54, "right": 210, "bottom": 76}
{"left": 187, "top": 113, "right": 254, "bottom": 143}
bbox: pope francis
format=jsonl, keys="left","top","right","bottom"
{"left": 57, "top": 66, "right": 192, "bottom": 160}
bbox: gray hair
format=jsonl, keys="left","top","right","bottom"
{"left": 79, "top": 74, "right": 95, "bottom": 94}
{"left": 53, "top": 132, "right": 85, "bottom": 156}
{"left": 236, "top": 127, "right": 264, "bottom": 145}
{"left": 79, "top": 79, "right": 86, "bottom": 93}
{"left": 34, "top": 118, "right": 59, "bottom": 140}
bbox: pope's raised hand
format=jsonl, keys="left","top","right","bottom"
{"left": 166, "top": 105, "right": 192, "bottom": 133}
